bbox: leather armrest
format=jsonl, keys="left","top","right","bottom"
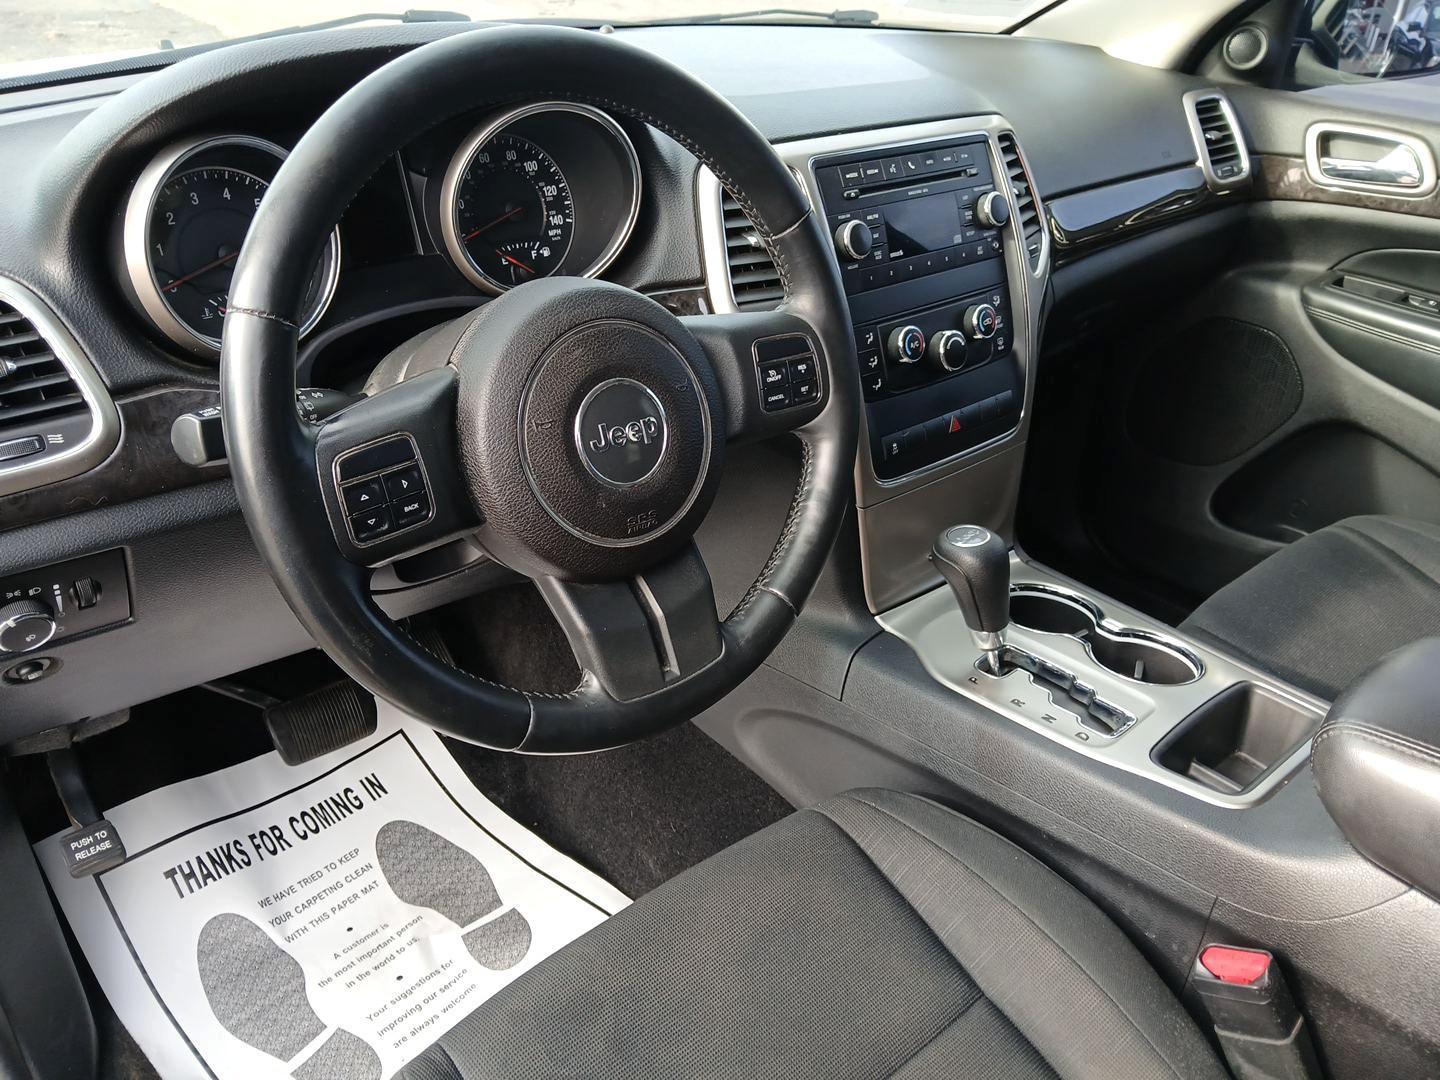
{"left": 1311, "top": 638, "right": 1440, "bottom": 900}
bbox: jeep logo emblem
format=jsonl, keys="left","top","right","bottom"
{"left": 574, "top": 378, "right": 668, "bottom": 487}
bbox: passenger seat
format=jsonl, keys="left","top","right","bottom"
{"left": 1182, "top": 516, "right": 1440, "bottom": 699}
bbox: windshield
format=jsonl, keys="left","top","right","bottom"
{"left": 1, "top": 2, "right": 1052, "bottom": 80}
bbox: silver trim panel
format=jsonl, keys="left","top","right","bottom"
{"left": 121, "top": 134, "right": 342, "bottom": 359}
{"left": 1304, "top": 121, "right": 1438, "bottom": 200}
{"left": 877, "top": 554, "right": 1326, "bottom": 808}
{"left": 0, "top": 276, "right": 121, "bottom": 497}
{"left": 439, "top": 102, "right": 642, "bottom": 296}
{"left": 1182, "top": 90, "right": 1252, "bottom": 193}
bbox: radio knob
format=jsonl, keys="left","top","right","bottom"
{"left": 887, "top": 324, "right": 927, "bottom": 365}
{"left": 928, "top": 330, "right": 968, "bottom": 372}
{"left": 833, "top": 219, "right": 874, "bottom": 261}
{"left": 963, "top": 304, "right": 999, "bottom": 341}
{"left": 976, "top": 191, "right": 1011, "bottom": 229}
{"left": 0, "top": 599, "right": 57, "bottom": 655}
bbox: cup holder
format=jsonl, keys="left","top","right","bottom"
{"left": 1009, "top": 587, "right": 1202, "bottom": 686}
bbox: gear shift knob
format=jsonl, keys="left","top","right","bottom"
{"left": 930, "top": 524, "right": 1011, "bottom": 669}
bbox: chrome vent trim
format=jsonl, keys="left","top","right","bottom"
{"left": 996, "top": 131, "right": 1045, "bottom": 273}
{"left": 0, "top": 276, "right": 120, "bottom": 497}
{"left": 697, "top": 167, "right": 784, "bottom": 313}
{"left": 1183, "top": 90, "right": 1251, "bottom": 192}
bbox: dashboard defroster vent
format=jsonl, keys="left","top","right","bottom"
{"left": 1184, "top": 90, "right": 1251, "bottom": 192}
{"left": 720, "top": 191, "right": 784, "bottom": 310}
{"left": 996, "top": 132, "right": 1044, "bottom": 271}
{"left": 0, "top": 277, "right": 120, "bottom": 498}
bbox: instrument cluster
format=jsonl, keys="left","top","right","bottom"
{"left": 118, "top": 102, "right": 643, "bottom": 360}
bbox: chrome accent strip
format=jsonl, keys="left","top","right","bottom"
{"left": 439, "top": 102, "right": 642, "bottom": 296}
{"left": 1182, "top": 90, "right": 1252, "bottom": 193}
{"left": 878, "top": 554, "right": 1326, "bottom": 809}
{"left": 121, "top": 134, "right": 342, "bottom": 358}
{"left": 0, "top": 276, "right": 121, "bottom": 498}
{"left": 1304, "top": 121, "right": 1438, "bottom": 200}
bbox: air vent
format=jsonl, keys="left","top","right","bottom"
{"left": 997, "top": 132, "right": 1044, "bottom": 271}
{"left": 720, "top": 192, "right": 784, "bottom": 310}
{"left": 0, "top": 302, "right": 86, "bottom": 430}
{"left": 0, "top": 277, "right": 119, "bottom": 498}
{"left": 1184, "top": 90, "right": 1250, "bottom": 191}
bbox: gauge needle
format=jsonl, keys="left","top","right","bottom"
{"left": 162, "top": 251, "right": 239, "bottom": 293}
{"left": 463, "top": 206, "right": 524, "bottom": 241}
{"left": 499, "top": 251, "right": 535, "bottom": 274}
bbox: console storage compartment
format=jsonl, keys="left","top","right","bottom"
{"left": 1153, "top": 683, "right": 1321, "bottom": 795}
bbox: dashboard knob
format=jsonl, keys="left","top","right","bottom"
{"left": 0, "top": 599, "right": 56, "bottom": 655}
{"left": 963, "top": 303, "right": 1000, "bottom": 340}
{"left": 928, "top": 330, "right": 969, "bottom": 372}
{"left": 833, "top": 219, "right": 874, "bottom": 261}
{"left": 887, "top": 324, "right": 927, "bottom": 365}
{"left": 976, "top": 191, "right": 1011, "bottom": 229}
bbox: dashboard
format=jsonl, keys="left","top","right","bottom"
{"left": 0, "top": 21, "right": 1248, "bottom": 738}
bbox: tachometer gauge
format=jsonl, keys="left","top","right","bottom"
{"left": 440, "top": 103, "right": 641, "bottom": 295}
{"left": 450, "top": 134, "right": 575, "bottom": 289}
{"left": 123, "top": 136, "right": 341, "bottom": 359}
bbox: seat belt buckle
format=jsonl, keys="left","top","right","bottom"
{"left": 1191, "top": 944, "right": 1321, "bottom": 1080}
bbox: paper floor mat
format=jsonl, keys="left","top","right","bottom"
{"left": 37, "top": 703, "right": 629, "bottom": 1079}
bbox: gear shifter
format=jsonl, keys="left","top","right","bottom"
{"left": 930, "top": 524, "right": 1011, "bottom": 673}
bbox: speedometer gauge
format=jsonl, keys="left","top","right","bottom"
{"left": 440, "top": 103, "right": 642, "bottom": 295}
{"left": 450, "top": 135, "right": 575, "bottom": 289}
{"left": 123, "top": 135, "right": 341, "bottom": 359}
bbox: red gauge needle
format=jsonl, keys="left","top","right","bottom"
{"left": 463, "top": 206, "right": 524, "bottom": 241}
{"left": 161, "top": 250, "right": 239, "bottom": 293}
{"left": 499, "top": 251, "right": 535, "bottom": 274}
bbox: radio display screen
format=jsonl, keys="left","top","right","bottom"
{"left": 883, "top": 192, "right": 964, "bottom": 259}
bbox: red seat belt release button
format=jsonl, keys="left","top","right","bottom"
{"left": 1199, "top": 945, "right": 1271, "bottom": 986}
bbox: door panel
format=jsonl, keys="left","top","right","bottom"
{"left": 1031, "top": 86, "right": 1440, "bottom": 607}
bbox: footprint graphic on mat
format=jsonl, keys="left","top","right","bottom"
{"left": 197, "top": 913, "right": 382, "bottom": 1079}
{"left": 375, "top": 819, "right": 532, "bottom": 970}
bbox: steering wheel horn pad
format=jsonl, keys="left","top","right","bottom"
{"left": 453, "top": 278, "right": 725, "bottom": 581}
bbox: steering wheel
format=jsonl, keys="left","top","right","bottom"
{"left": 221, "top": 25, "right": 858, "bottom": 753}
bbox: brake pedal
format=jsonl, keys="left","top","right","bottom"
{"left": 48, "top": 746, "right": 127, "bottom": 878}
{"left": 264, "top": 680, "right": 378, "bottom": 766}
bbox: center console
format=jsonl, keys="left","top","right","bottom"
{"left": 810, "top": 136, "right": 1022, "bottom": 481}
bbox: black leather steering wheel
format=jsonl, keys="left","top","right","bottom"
{"left": 221, "top": 25, "right": 858, "bottom": 753}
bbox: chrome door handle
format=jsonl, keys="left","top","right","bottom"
{"left": 1319, "top": 145, "right": 1423, "bottom": 188}
{"left": 1306, "top": 122, "right": 1437, "bottom": 198}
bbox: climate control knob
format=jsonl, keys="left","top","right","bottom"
{"left": 963, "top": 303, "right": 1000, "bottom": 340}
{"left": 928, "top": 330, "right": 968, "bottom": 372}
{"left": 887, "top": 324, "right": 927, "bottom": 365}
{"left": 976, "top": 191, "right": 1011, "bottom": 229}
{"left": 833, "top": 219, "right": 874, "bottom": 261}
{"left": 0, "top": 599, "right": 56, "bottom": 655}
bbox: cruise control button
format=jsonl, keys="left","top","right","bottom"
{"left": 383, "top": 463, "right": 425, "bottom": 501}
{"left": 341, "top": 476, "right": 385, "bottom": 515}
{"left": 762, "top": 385, "right": 792, "bottom": 412}
{"left": 350, "top": 505, "right": 393, "bottom": 543}
{"left": 788, "top": 355, "right": 815, "bottom": 382}
{"left": 758, "top": 360, "right": 790, "bottom": 389}
{"left": 792, "top": 378, "right": 819, "bottom": 404}
{"left": 392, "top": 491, "right": 433, "bottom": 529}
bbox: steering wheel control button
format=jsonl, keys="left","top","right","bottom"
{"left": 0, "top": 599, "right": 58, "bottom": 655}
{"left": 382, "top": 464, "right": 425, "bottom": 501}
{"left": 341, "top": 476, "right": 385, "bottom": 515}
{"left": 574, "top": 378, "right": 669, "bottom": 488}
{"left": 752, "top": 335, "right": 821, "bottom": 414}
{"left": 335, "top": 435, "right": 415, "bottom": 482}
{"left": 350, "top": 506, "right": 393, "bottom": 544}
{"left": 392, "top": 492, "right": 433, "bottom": 529}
